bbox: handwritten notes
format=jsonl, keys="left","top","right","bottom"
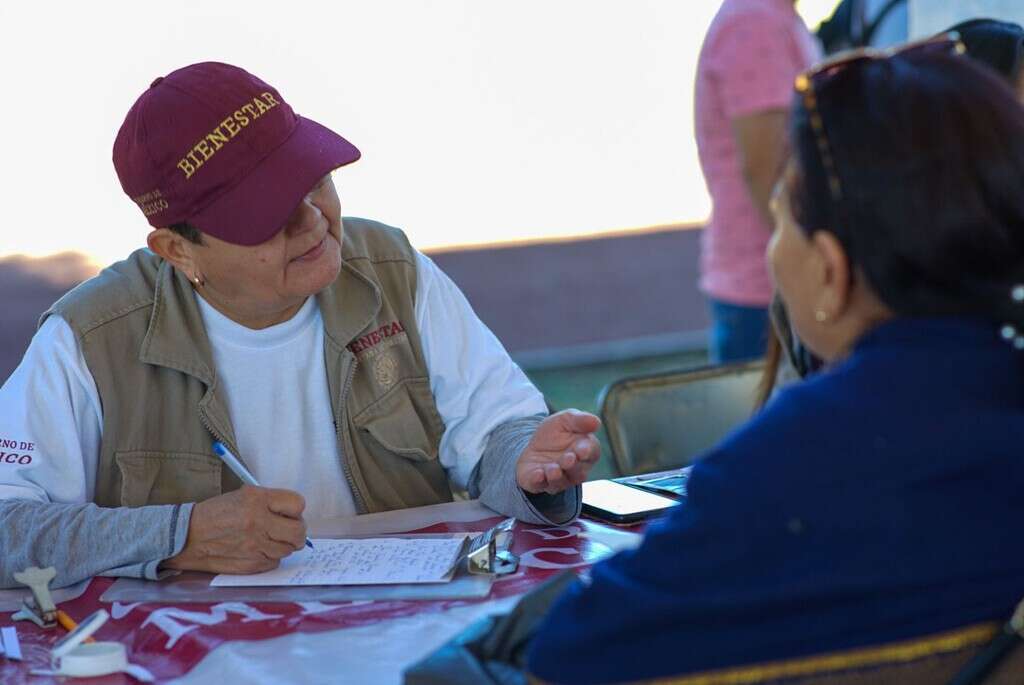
{"left": 210, "top": 537, "right": 467, "bottom": 587}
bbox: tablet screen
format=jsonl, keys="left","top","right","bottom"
{"left": 582, "top": 479, "right": 680, "bottom": 516}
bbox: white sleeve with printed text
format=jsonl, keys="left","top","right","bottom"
{"left": 413, "top": 251, "right": 547, "bottom": 490}
{"left": 0, "top": 316, "right": 102, "bottom": 503}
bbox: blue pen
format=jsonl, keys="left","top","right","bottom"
{"left": 212, "top": 441, "right": 314, "bottom": 550}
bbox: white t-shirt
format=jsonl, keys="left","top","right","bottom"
{"left": 0, "top": 251, "right": 547, "bottom": 519}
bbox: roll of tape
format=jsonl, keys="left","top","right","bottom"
{"left": 59, "top": 641, "right": 129, "bottom": 677}
{"left": 30, "top": 640, "right": 155, "bottom": 681}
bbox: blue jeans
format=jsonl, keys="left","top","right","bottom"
{"left": 707, "top": 299, "right": 769, "bottom": 364}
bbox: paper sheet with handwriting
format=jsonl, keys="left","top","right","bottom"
{"left": 211, "top": 537, "right": 467, "bottom": 587}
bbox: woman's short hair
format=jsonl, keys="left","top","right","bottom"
{"left": 787, "top": 49, "right": 1024, "bottom": 328}
{"left": 169, "top": 221, "right": 203, "bottom": 244}
{"left": 948, "top": 18, "right": 1024, "bottom": 83}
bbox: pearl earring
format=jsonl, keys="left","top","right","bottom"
{"left": 814, "top": 309, "right": 828, "bottom": 323}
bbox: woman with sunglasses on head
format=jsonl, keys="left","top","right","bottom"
{"left": 527, "top": 40, "right": 1024, "bottom": 685}
{"left": 758, "top": 17, "right": 1024, "bottom": 407}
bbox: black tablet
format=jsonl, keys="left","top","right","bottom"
{"left": 581, "top": 479, "right": 681, "bottom": 524}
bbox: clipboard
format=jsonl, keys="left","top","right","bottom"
{"left": 101, "top": 519, "right": 520, "bottom": 604}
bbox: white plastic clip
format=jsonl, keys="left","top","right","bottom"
{"left": 11, "top": 603, "right": 47, "bottom": 628}
{"left": 11, "top": 566, "right": 58, "bottom": 628}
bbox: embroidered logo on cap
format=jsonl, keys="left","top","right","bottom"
{"left": 176, "top": 92, "right": 282, "bottom": 180}
{"left": 131, "top": 189, "right": 168, "bottom": 217}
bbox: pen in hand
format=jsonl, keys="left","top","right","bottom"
{"left": 212, "top": 441, "right": 314, "bottom": 550}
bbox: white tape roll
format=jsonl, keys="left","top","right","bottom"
{"left": 27, "top": 608, "right": 156, "bottom": 683}
{"left": 59, "top": 641, "right": 130, "bottom": 677}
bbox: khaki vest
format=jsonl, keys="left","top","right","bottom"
{"left": 45, "top": 218, "right": 452, "bottom": 513}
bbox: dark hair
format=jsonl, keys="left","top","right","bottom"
{"left": 169, "top": 221, "right": 203, "bottom": 245}
{"left": 948, "top": 18, "right": 1024, "bottom": 83}
{"left": 788, "top": 50, "right": 1024, "bottom": 329}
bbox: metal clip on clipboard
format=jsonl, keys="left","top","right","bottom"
{"left": 462, "top": 517, "right": 519, "bottom": 576}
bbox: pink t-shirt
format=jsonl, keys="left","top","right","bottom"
{"left": 695, "top": 0, "right": 821, "bottom": 306}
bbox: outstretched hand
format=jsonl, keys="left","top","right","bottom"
{"left": 516, "top": 409, "right": 601, "bottom": 495}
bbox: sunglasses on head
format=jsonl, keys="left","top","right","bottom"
{"left": 793, "top": 33, "right": 967, "bottom": 205}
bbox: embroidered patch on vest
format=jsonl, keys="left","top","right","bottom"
{"left": 348, "top": 321, "right": 406, "bottom": 355}
{"left": 349, "top": 322, "right": 411, "bottom": 391}
{"left": 373, "top": 353, "right": 399, "bottom": 390}
{"left": 351, "top": 330, "right": 410, "bottom": 391}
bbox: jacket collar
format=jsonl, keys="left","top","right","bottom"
{"left": 139, "top": 256, "right": 382, "bottom": 380}
{"left": 137, "top": 256, "right": 381, "bottom": 458}
{"left": 317, "top": 259, "right": 382, "bottom": 354}
{"left": 139, "top": 260, "right": 217, "bottom": 384}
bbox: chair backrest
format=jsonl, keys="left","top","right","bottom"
{"left": 603, "top": 621, "right": 1022, "bottom": 685}
{"left": 599, "top": 360, "right": 764, "bottom": 476}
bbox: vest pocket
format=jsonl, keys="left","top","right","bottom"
{"left": 115, "top": 451, "right": 223, "bottom": 507}
{"left": 353, "top": 377, "right": 443, "bottom": 462}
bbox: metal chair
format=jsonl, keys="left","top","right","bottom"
{"left": 598, "top": 360, "right": 764, "bottom": 477}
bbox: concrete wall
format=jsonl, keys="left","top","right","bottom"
{"left": 0, "top": 228, "right": 711, "bottom": 383}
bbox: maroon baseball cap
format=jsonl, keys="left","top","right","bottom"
{"left": 113, "top": 61, "right": 361, "bottom": 246}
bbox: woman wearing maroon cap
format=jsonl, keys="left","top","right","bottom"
{"left": 0, "top": 62, "right": 601, "bottom": 587}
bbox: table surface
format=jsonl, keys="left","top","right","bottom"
{"left": 1, "top": 500, "right": 641, "bottom": 684}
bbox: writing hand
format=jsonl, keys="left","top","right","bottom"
{"left": 162, "top": 485, "right": 307, "bottom": 574}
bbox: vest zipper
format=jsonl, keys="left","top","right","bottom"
{"left": 197, "top": 410, "right": 244, "bottom": 490}
{"left": 336, "top": 356, "right": 367, "bottom": 513}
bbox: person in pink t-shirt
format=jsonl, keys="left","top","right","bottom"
{"left": 695, "top": 0, "right": 820, "bottom": 363}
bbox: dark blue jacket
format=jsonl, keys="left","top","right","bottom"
{"left": 528, "top": 317, "right": 1024, "bottom": 684}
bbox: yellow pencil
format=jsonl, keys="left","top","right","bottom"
{"left": 56, "top": 610, "right": 95, "bottom": 643}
